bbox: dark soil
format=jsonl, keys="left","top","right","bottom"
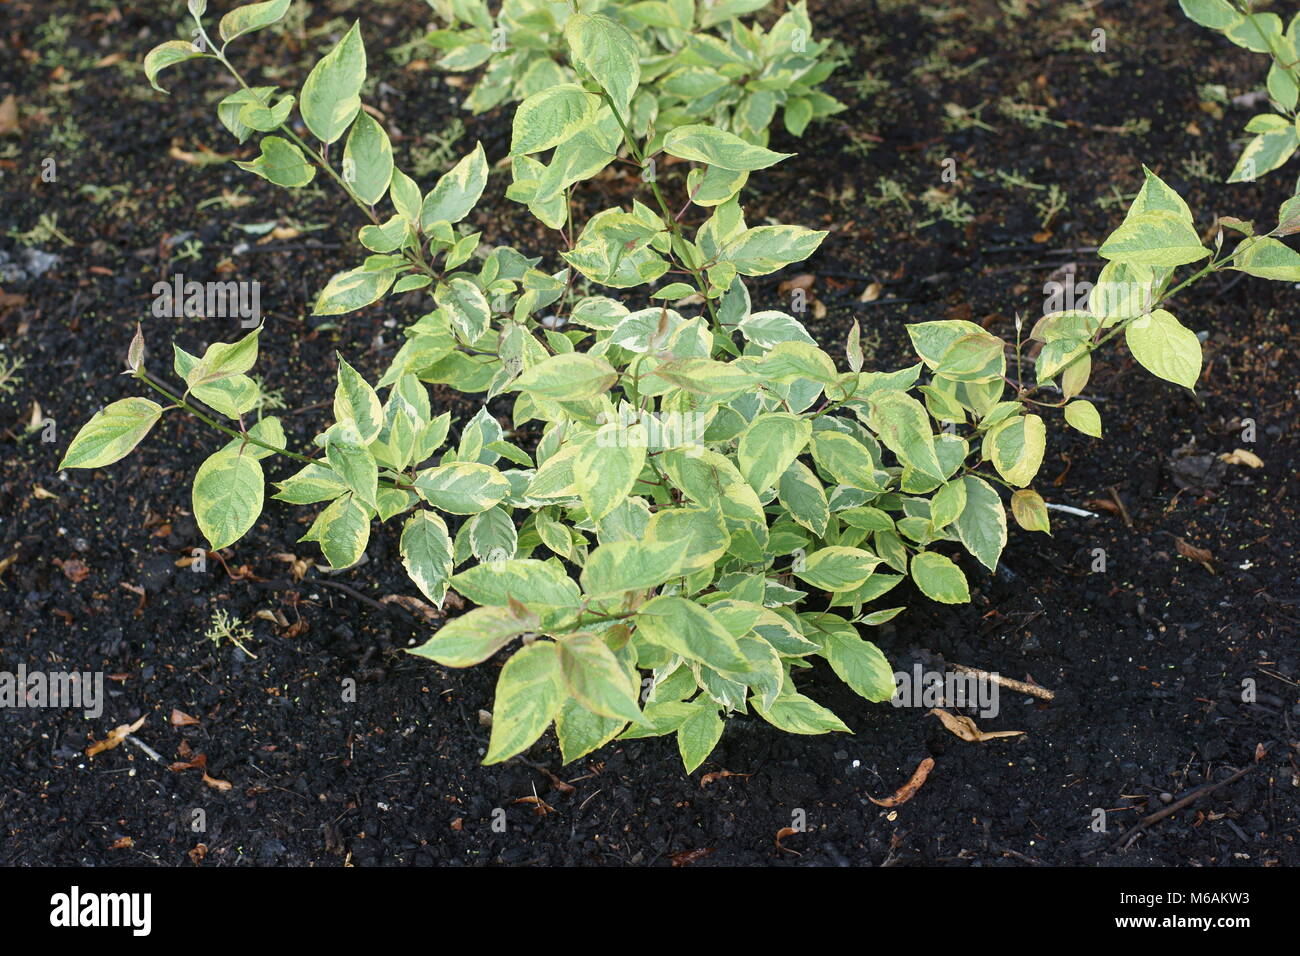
{"left": 1, "top": 0, "right": 1297, "bottom": 867}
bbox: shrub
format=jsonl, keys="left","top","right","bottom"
{"left": 66, "top": 2, "right": 1300, "bottom": 771}
{"left": 1180, "top": 0, "right": 1300, "bottom": 181}
{"left": 425, "top": 0, "right": 845, "bottom": 143}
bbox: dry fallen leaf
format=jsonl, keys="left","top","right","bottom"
{"left": 56, "top": 558, "right": 89, "bottom": 583}
{"left": 774, "top": 827, "right": 802, "bottom": 855}
{"left": 0, "top": 94, "right": 18, "bottom": 136}
{"left": 869, "top": 756, "right": 935, "bottom": 807}
{"left": 109, "top": 836, "right": 134, "bottom": 850}
{"left": 1219, "top": 448, "right": 1263, "bottom": 469}
{"left": 272, "top": 552, "right": 311, "bottom": 581}
{"left": 778, "top": 273, "right": 816, "bottom": 295}
{"left": 32, "top": 485, "right": 59, "bottom": 501}
{"left": 86, "top": 715, "right": 147, "bottom": 757}
{"left": 169, "top": 751, "right": 233, "bottom": 790}
{"left": 859, "top": 281, "right": 882, "bottom": 303}
{"left": 513, "top": 794, "right": 555, "bottom": 816}
{"left": 169, "top": 708, "right": 200, "bottom": 728}
{"left": 929, "top": 708, "right": 1025, "bottom": 743}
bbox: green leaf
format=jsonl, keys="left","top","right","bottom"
{"left": 677, "top": 704, "right": 724, "bottom": 773}
{"left": 794, "top": 547, "right": 881, "bottom": 592}
{"left": 435, "top": 276, "right": 491, "bottom": 344}
{"left": 60, "top": 398, "right": 162, "bottom": 470}
{"left": 580, "top": 537, "right": 684, "bottom": 599}
{"left": 1179, "top": 0, "right": 1241, "bottom": 30}
{"left": 737, "top": 310, "right": 815, "bottom": 349}
{"left": 306, "top": 493, "right": 371, "bottom": 568}
{"left": 181, "top": 327, "right": 261, "bottom": 390}
{"left": 144, "top": 40, "right": 203, "bottom": 94}
{"left": 1225, "top": 13, "right": 1283, "bottom": 53}
{"left": 635, "top": 596, "right": 749, "bottom": 674}
{"left": 511, "top": 352, "right": 618, "bottom": 401}
{"left": 414, "top": 462, "right": 509, "bottom": 514}
{"left": 910, "top": 551, "right": 969, "bottom": 604}
{"left": 334, "top": 355, "right": 383, "bottom": 443}
{"left": 868, "top": 390, "right": 945, "bottom": 484}
{"left": 1230, "top": 236, "right": 1300, "bottom": 280}
{"left": 1098, "top": 210, "right": 1208, "bottom": 267}
{"left": 564, "top": 13, "right": 640, "bottom": 112}
{"left": 389, "top": 168, "right": 422, "bottom": 224}
{"left": 218, "top": 0, "right": 291, "bottom": 43}
{"left": 234, "top": 134, "right": 315, "bottom": 187}
{"left": 1124, "top": 308, "right": 1202, "bottom": 389}
{"left": 556, "top": 698, "right": 627, "bottom": 764}
{"left": 557, "top": 633, "right": 642, "bottom": 722}
{"left": 1064, "top": 399, "right": 1102, "bottom": 437}
{"left": 300, "top": 21, "right": 366, "bottom": 145}
{"left": 721, "top": 225, "right": 828, "bottom": 276}
{"left": 982, "top": 414, "right": 1046, "bottom": 487}
{"left": 810, "top": 429, "right": 885, "bottom": 492}
{"left": 662, "top": 124, "right": 794, "bottom": 171}
{"left": 574, "top": 423, "right": 646, "bottom": 520}
{"left": 273, "top": 462, "right": 347, "bottom": 504}
{"left": 451, "top": 559, "right": 582, "bottom": 613}
{"left": 952, "top": 475, "right": 1006, "bottom": 572}
{"left": 343, "top": 110, "right": 394, "bottom": 205}
{"left": 737, "top": 413, "right": 811, "bottom": 493}
{"left": 220, "top": 416, "right": 284, "bottom": 460}
{"left": 752, "top": 691, "right": 850, "bottom": 734}
{"left": 484, "top": 642, "right": 565, "bottom": 764}
{"left": 400, "top": 510, "right": 454, "bottom": 606}
{"left": 325, "top": 422, "right": 377, "bottom": 510}
{"left": 192, "top": 447, "right": 264, "bottom": 550}
{"left": 777, "top": 460, "right": 829, "bottom": 535}
{"left": 217, "top": 87, "right": 277, "bottom": 142}
{"left": 312, "top": 265, "right": 397, "bottom": 315}
{"left": 409, "top": 603, "right": 538, "bottom": 668}
{"left": 821, "top": 628, "right": 895, "bottom": 702}
{"left": 236, "top": 92, "right": 294, "bottom": 132}
{"left": 420, "top": 143, "right": 488, "bottom": 228}
{"left": 1228, "top": 116, "right": 1299, "bottom": 183}
{"left": 511, "top": 84, "right": 601, "bottom": 156}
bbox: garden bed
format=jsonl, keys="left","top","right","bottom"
{"left": 0, "top": 0, "right": 1296, "bottom": 866}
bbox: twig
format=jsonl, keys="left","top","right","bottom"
{"left": 1111, "top": 765, "right": 1252, "bottom": 852}
{"left": 949, "top": 663, "right": 1056, "bottom": 701}
{"left": 1108, "top": 485, "right": 1133, "bottom": 528}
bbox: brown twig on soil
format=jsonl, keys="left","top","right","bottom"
{"left": 1111, "top": 765, "right": 1252, "bottom": 852}
{"left": 1108, "top": 485, "right": 1133, "bottom": 529}
{"left": 949, "top": 663, "right": 1056, "bottom": 701}
{"left": 316, "top": 579, "right": 424, "bottom": 629}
